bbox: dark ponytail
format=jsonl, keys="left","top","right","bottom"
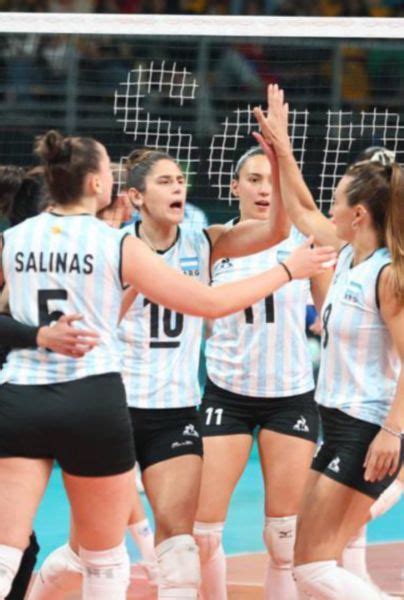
{"left": 35, "top": 130, "right": 102, "bottom": 205}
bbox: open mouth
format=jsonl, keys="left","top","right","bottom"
{"left": 255, "top": 201, "right": 270, "bottom": 207}
{"left": 169, "top": 201, "right": 183, "bottom": 210}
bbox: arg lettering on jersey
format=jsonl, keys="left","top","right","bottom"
{"left": 343, "top": 281, "right": 364, "bottom": 306}
{"left": 180, "top": 256, "right": 200, "bottom": 277}
{"left": 14, "top": 251, "right": 94, "bottom": 275}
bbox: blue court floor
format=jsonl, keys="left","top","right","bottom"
{"left": 34, "top": 445, "right": 404, "bottom": 567}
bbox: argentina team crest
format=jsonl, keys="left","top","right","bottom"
{"left": 180, "top": 256, "right": 200, "bottom": 277}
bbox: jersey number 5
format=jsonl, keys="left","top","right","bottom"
{"left": 38, "top": 289, "right": 68, "bottom": 325}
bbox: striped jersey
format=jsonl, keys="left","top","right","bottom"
{"left": 205, "top": 225, "right": 314, "bottom": 397}
{"left": 118, "top": 222, "right": 211, "bottom": 409}
{"left": 0, "top": 212, "right": 128, "bottom": 384}
{"left": 315, "top": 244, "right": 400, "bottom": 426}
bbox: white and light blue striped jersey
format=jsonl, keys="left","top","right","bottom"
{"left": 205, "top": 225, "right": 314, "bottom": 397}
{"left": 315, "top": 244, "right": 400, "bottom": 426}
{"left": 118, "top": 222, "right": 211, "bottom": 409}
{"left": 0, "top": 212, "right": 128, "bottom": 384}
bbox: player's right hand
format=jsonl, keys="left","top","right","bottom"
{"left": 284, "top": 237, "right": 337, "bottom": 280}
{"left": 36, "top": 314, "right": 99, "bottom": 358}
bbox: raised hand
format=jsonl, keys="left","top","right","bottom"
{"left": 253, "top": 84, "right": 292, "bottom": 157}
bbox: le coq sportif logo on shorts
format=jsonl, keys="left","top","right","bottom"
{"left": 327, "top": 457, "right": 341, "bottom": 473}
{"left": 183, "top": 424, "right": 200, "bottom": 438}
{"left": 292, "top": 415, "right": 309, "bottom": 433}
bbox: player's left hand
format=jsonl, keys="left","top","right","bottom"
{"left": 364, "top": 428, "right": 401, "bottom": 482}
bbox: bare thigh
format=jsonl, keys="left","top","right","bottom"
{"left": 0, "top": 457, "right": 52, "bottom": 549}
{"left": 196, "top": 435, "right": 253, "bottom": 523}
{"left": 63, "top": 468, "right": 134, "bottom": 550}
{"left": 258, "top": 429, "right": 316, "bottom": 516}
{"left": 142, "top": 455, "right": 202, "bottom": 545}
{"left": 294, "top": 470, "right": 374, "bottom": 565}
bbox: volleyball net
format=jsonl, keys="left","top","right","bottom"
{"left": 1, "top": 14, "right": 404, "bottom": 223}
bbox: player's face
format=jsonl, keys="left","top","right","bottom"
{"left": 329, "top": 175, "right": 356, "bottom": 241}
{"left": 96, "top": 144, "right": 114, "bottom": 211}
{"left": 142, "top": 159, "right": 187, "bottom": 225}
{"left": 232, "top": 154, "right": 272, "bottom": 221}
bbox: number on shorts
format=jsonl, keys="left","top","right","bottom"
{"left": 143, "top": 298, "right": 184, "bottom": 348}
{"left": 244, "top": 294, "right": 274, "bottom": 324}
{"left": 322, "top": 303, "right": 332, "bottom": 348}
{"left": 205, "top": 407, "right": 224, "bottom": 426}
{"left": 38, "top": 289, "right": 68, "bottom": 325}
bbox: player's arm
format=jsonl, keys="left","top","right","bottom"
{"left": 310, "top": 270, "right": 333, "bottom": 314}
{"left": 122, "top": 235, "right": 337, "bottom": 319}
{"left": 364, "top": 266, "right": 404, "bottom": 482}
{"left": 207, "top": 142, "right": 290, "bottom": 264}
{"left": 0, "top": 313, "right": 99, "bottom": 358}
{"left": 253, "top": 84, "right": 342, "bottom": 251}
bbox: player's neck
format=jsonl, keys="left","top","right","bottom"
{"left": 51, "top": 196, "right": 97, "bottom": 216}
{"left": 139, "top": 219, "right": 178, "bottom": 252}
{"left": 351, "top": 227, "right": 382, "bottom": 266}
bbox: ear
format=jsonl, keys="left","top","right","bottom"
{"left": 230, "top": 179, "right": 239, "bottom": 199}
{"left": 86, "top": 172, "right": 103, "bottom": 197}
{"left": 352, "top": 204, "right": 368, "bottom": 228}
{"left": 128, "top": 187, "right": 144, "bottom": 211}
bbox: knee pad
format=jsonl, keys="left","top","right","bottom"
{"left": 37, "top": 543, "right": 82, "bottom": 591}
{"left": 156, "top": 534, "right": 200, "bottom": 591}
{"left": 193, "top": 522, "right": 224, "bottom": 565}
{"left": 0, "top": 545, "right": 23, "bottom": 599}
{"left": 263, "top": 515, "right": 297, "bottom": 570}
{"left": 80, "top": 542, "right": 130, "bottom": 599}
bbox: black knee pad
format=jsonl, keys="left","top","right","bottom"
{"left": 6, "top": 532, "right": 40, "bottom": 600}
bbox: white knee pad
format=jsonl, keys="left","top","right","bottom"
{"left": 80, "top": 542, "right": 130, "bottom": 600}
{"left": 0, "top": 544, "right": 23, "bottom": 599}
{"left": 156, "top": 534, "right": 201, "bottom": 596}
{"left": 263, "top": 515, "right": 297, "bottom": 569}
{"left": 193, "top": 522, "right": 224, "bottom": 564}
{"left": 293, "top": 560, "right": 382, "bottom": 600}
{"left": 31, "top": 543, "right": 82, "bottom": 596}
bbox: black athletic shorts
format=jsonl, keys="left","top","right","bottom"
{"left": 312, "top": 405, "right": 404, "bottom": 499}
{"left": 129, "top": 406, "right": 203, "bottom": 471}
{"left": 200, "top": 379, "right": 319, "bottom": 443}
{"left": 0, "top": 372, "right": 136, "bottom": 477}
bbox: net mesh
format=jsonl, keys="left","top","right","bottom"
{"left": 1, "top": 17, "right": 404, "bottom": 224}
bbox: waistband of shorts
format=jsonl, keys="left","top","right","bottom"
{"left": 204, "top": 378, "right": 314, "bottom": 404}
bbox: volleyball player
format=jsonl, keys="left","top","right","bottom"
{"left": 195, "top": 144, "right": 331, "bottom": 600}
{"left": 0, "top": 163, "right": 101, "bottom": 600}
{"left": 28, "top": 165, "right": 156, "bottom": 600}
{"left": 254, "top": 84, "right": 404, "bottom": 599}
{"left": 117, "top": 147, "right": 336, "bottom": 600}
{"left": 0, "top": 129, "right": 335, "bottom": 600}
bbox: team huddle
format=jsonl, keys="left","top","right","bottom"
{"left": 0, "top": 84, "right": 403, "bottom": 600}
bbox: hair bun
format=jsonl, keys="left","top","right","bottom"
{"left": 35, "top": 130, "right": 72, "bottom": 164}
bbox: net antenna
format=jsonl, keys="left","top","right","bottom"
{"left": 319, "top": 109, "right": 404, "bottom": 212}
{"left": 114, "top": 60, "right": 199, "bottom": 185}
{"left": 208, "top": 106, "right": 308, "bottom": 203}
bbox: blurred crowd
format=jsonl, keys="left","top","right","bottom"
{"left": 0, "top": 0, "right": 403, "bottom": 16}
